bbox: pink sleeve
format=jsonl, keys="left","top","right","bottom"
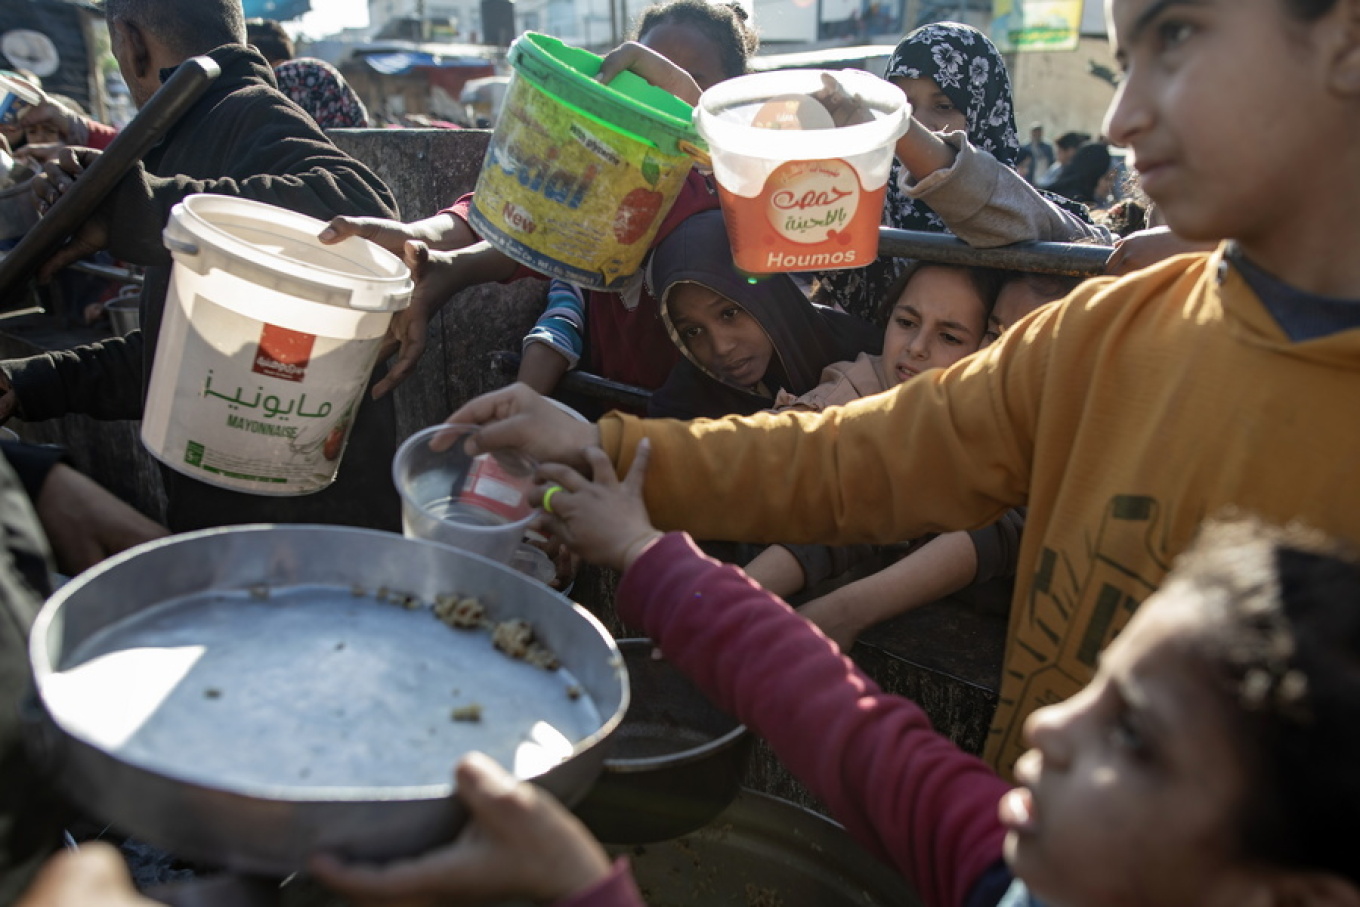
{"left": 439, "top": 191, "right": 475, "bottom": 223}
{"left": 84, "top": 119, "right": 118, "bottom": 150}
{"left": 552, "top": 858, "right": 645, "bottom": 907}
{"left": 616, "top": 533, "right": 1010, "bottom": 907}
{"left": 438, "top": 191, "right": 540, "bottom": 283}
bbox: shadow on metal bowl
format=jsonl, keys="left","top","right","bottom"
{"left": 572, "top": 639, "right": 750, "bottom": 844}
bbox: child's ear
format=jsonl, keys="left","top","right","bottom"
{"left": 1325, "top": 0, "right": 1360, "bottom": 96}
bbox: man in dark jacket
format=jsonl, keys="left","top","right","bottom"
{"left": 0, "top": 0, "right": 402, "bottom": 532}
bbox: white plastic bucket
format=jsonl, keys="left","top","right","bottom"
{"left": 142, "top": 195, "right": 412, "bottom": 496}
{"left": 694, "top": 70, "right": 909, "bottom": 274}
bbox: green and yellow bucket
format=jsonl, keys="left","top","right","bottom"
{"left": 469, "top": 33, "right": 703, "bottom": 292}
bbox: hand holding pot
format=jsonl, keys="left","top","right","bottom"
{"left": 16, "top": 843, "right": 158, "bottom": 907}
{"left": 536, "top": 441, "right": 662, "bottom": 573}
{"left": 310, "top": 752, "right": 612, "bottom": 906}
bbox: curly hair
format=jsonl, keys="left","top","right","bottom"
{"left": 631, "top": 0, "right": 758, "bottom": 81}
{"left": 1169, "top": 515, "right": 1360, "bottom": 885}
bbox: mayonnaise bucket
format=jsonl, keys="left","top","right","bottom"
{"left": 694, "top": 70, "right": 909, "bottom": 274}
{"left": 143, "top": 195, "right": 412, "bottom": 495}
{"left": 468, "top": 32, "right": 703, "bottom": 292}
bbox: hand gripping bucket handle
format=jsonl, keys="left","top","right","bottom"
{"left": 161, "top": 197, "right": 413, "bottom": 314}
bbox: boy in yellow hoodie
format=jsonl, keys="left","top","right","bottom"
{"left": 449, "top": 0, "right": 1360, "bottom": 776}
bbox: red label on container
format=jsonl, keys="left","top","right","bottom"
{"left": 717, "top": 159, "right": 887, "bottom": 274}
{"left": 252, "top": 324, "right": 316, "bottom": 383}
{"left": 461, "top": 455, "right": 532, "bottom": 522}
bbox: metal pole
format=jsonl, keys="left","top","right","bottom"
{"left": 877, "top": 227, "right": 1112, "bottom": 276}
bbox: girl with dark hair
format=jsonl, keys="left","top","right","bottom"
{"left": 630, "top": 0, "right": 758, "bottom": 91}
{"left": 815, "top": 22, "right": 1111, "bottom": 321}
{"left": 645, "top": 210, "right": 879, "bottom": 420}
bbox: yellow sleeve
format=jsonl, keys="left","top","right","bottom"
{"left": 597, "top": 280, "right": 1115, "bottom": 545}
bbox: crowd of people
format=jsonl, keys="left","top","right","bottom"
{"left": 3, "top": 0, "right": 1360, "bottom": 904}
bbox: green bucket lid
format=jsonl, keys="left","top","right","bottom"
{"left": 507, "top": 32, "right": 704, "bottom": 158}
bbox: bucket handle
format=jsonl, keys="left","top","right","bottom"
{"left": 163, "top": 235, "right": 200, "bottom": 256}
{"left": 679, "top": 140, "right": 711, "bottom": 171}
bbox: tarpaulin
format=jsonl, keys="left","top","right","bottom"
{"left": 364, "top": 51, "right": 492, "bottom": 75}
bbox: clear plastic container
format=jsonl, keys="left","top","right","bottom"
{"left": 392, "top": 425, "right": 538, "bottom": 564}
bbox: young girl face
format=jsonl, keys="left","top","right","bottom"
{"left": 891, "top": 76, "right": 968, "bottom": 134}
{"left": 1003, "top": 589, "right": 1263, "bottom": 905}
{"left": 668, "top": 282, "right": 774, "bottom": 389}
{"left": 1104, "top": 0, "right": 1348, "bottom": 250}
{"left": 880, "top": 266, "right": 988, "bottom": 387}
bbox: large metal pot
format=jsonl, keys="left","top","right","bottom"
{"left": 27, "top": 525, "right": 628, "bottom": 876}
{"left": 572, "top": 639, "right": 750, "bottom": 844}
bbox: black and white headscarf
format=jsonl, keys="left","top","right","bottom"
{"left": 816, "top": 23, "right": 1022, "bottom": 319}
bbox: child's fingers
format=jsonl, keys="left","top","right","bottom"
{"left": 584, "top": 446, "right": 621, "bottom": 487}
{"left": 622, "top": 438, "right": 651, "bottom": 494}
{"left": 536, "top": 462, "right": 588, "bottom": 490}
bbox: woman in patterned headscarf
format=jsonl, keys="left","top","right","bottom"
{"left": 815, "top": 22, "right": 1108, "bottom": 321}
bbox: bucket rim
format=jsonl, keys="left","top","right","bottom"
{"left": 695, "top": 68, "right": 910, "bottom": 162}
{"left": 508, "top": 32, "right": 701, "bottom": 157}
{"left": 166, "top": 194, "right": 413, "bottom": 312}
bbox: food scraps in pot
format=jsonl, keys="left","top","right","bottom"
{"left": 493, "top": 618, "right": 560, "bottom": 671}
{"left": 434, "top": 594, "right": 490, "bottom": 630}
{"left": 450, "top": 704, "right": 483, "bottom": 722}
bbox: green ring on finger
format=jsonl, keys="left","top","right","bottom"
{"left": 542, "top": 484, "right": 564, "bottom": 515}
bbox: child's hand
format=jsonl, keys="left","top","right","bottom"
{"left": 311, "top": 752, "right": 612, "bottom": 906}
{"left": 597, "top": 42, "right": 702, "bottom": 106}
{"left": 813, "top": 73, "right": 874, "bottom": 127}
{"left": 536, "top": 440, "right": 661, "bottom": 573}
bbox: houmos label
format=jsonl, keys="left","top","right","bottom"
{"left": 718, "top": 158, "right": 887, "bottom": 274}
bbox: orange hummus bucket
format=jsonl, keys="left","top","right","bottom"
{"left": 694, "top": 70, "right": 909, "bottom": 274}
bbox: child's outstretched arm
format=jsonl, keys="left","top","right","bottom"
{"left": 539, "top": 440, "right": 1012, "bottom": 907}
{"left": 797, "top": 530, "right": 979, "bottom": 651}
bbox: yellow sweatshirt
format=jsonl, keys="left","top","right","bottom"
{"left": 600, "top": 245, "right": 1360, "bottom": 774}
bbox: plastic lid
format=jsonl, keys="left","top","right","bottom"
{"left": 165, "top": 194, "right": 413, "bottom": 313}
{"left": 508, "top": 32, "right": 702, "bottom": 158}
{"left": 695, "top": 69, "right": 910, "bottom": 161}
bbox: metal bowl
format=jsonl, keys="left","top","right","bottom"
{"left": 572, "top": 639, "right": 750, "bottom": 843}
{"left": 27, "top": 525, "right": 628, "bottom": 876}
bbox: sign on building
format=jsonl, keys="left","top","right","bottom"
{"left": 991, "top": 0, "right": 1084, "bottom": 52}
